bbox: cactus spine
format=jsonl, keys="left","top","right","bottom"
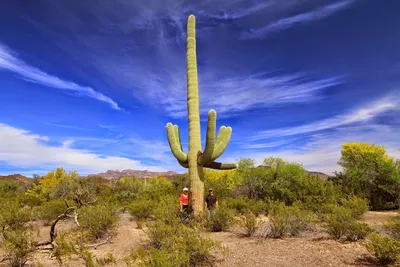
{"left": 166, "top": 14, "right": 237, "bottom": 216}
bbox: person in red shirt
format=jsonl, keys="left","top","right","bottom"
{"left": 180, "top": 187, "right": 189, "bottom": 217}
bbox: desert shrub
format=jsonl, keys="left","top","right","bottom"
{"left": 363, "top": 233, "right": 400, "bottom": 265}
{"left": 52, "top": 232, "right": 117, "bottom": 266}
{"left": 0, "top": 180, "right": 23, "bottom": 198}
{"left": 171, "top": 174, "right": 190, "bottom": 193}
{"left": 1, "top": 228, "right": 35, "bottom": 267}
{"left": 323, "top": 205, "right": 372, "bottom": 241}
{"left": 204, "top": 169, "right": 239, "bottom": 199}
{"left": 264, "top": 202, "right": 313, "bottom": 238}
{"left": 52, "top": 232, "right": 78, "bottom": 265}
{"left": 206, "top": 208, "right": 235, "bottom": 232}
{"left": 114, "top": 177, "right": 144, "bottom": 203}
{"left": 38, "top": 199, "right": 69, "bottom": 225}
{"left": 125, "top": 220, "right": 223, "bottom": 267}
{"left": 95, "top": 253, "right": 117, "bottom": 266}
{"left": 152, "top": 195, "right": 181, "bottom": 224}
{"left": 97, "top": 187, "right": 119, "bottom": 206}
{"left": 237, "top": 212, "right": 262, "bottom": 237}
{"left": 222, "top": 197, "right": 267, "bottom": 216}
{"left": 344, "top": 221, "right": 373, "bottom": 241}
{"left": 79, "top": 204, "right": 118, "bottom": 240}
{"left": 0, "top": 199, "right": 33, "bottom": 231}
{"left": 127, "top": 199, "right": 154, "bottom": 221}
{"left": 384, "top": 215, "right": 400, "bottom": 239}
{"left": 75, "top": 244, "right": 116, "bottom": 267}
{"left": 142, "top": 177, "right": 176, "bottom": 201}
{"left": 296, "top": 176, "right": 341, "bottom": 212}
{"left": 340, "top": 195, "right": 369, "bottom": 219}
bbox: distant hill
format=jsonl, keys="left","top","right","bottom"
{"left": 87, "top": 169, "right": 178, "bottom": 180}
{"left": 306, "top": 171, "right": 330, "bottom": 180}
{"left": 0, "top": 174, "right": 31, "bottom": 184}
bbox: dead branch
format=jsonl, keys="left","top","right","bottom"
{"left": 86, "top": 236, "right": 112, "bottom": 249}
{"left": 50, "top": 207, "right": 74, "bottom": 244}
{"left": 34, "top": 206, "right": 75, "bottom": 248}
{"left": 66, "top": 210, "right": 80, "bottom": 228}
{"left": 34, "top": 240, "right": 52, "bottom": 247}
{"left": 0, "top": 257, "right": 10, "bottom": 263}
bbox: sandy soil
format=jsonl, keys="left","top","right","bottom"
{"left": 0, "top": 211, "right": 399, "bottom": 267}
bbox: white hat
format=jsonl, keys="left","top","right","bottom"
{"left": 183, "top": 187, "right": 189, "bottom": 191}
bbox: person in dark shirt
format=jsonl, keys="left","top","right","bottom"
{"left": 205, "top": 188, "right": 218, "bottom": 220}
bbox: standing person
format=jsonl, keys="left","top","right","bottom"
{"left": 205, "top": 188, "right": 218, "bottom": 220}
{"left": 180, "top": 187, "right": 189, "bottom": 218}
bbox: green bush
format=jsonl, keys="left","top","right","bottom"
{"left": 0, "top": 180, "right": 23, "bottom": 198}
{"left": 264, "top": 202, "right": 313, "bottom": 238}
{"left": 344, "top": 221, "right": 373, "bottom": 242}
{"left": 324, "top": 205, "right": 355, "bottom": 239}
{"left": 363, "top": 233, "right": 400, "bottom": 265}
{"left": 323, "top": 205, "right": 372, "bottom": 241}
{"left": 384, "top": 215, "right": 400, "bottom": 239}
{"left": 125, "top": 220, "right": 223, "bottom": 266}
{"left": 79, "top": 204, "right": 118, "bottom": 240}
{"left": 237, "top": 212, "right": 262, "bottom": 237}
{"left": 206, "top": 208, "right": 235, "bottom": 232}
{"left": 222, "top": 197, "right": 267, "bottom": 216}
{"left": 150, "top": 195, "right": 181, "bottom": 224}
{"left": 38, "top": 199, "right": 69, "bottom": 225}
{"left": 0, "top": 199, "right": 33, "bottom": 231}
{"left": 114, "top": 177, "right": 144, "bottom": 203}
{"left": 1, "top": 228, "right": 35, "bottom": 267}
{"left": 52, "top": 232, "right": 117, "bottom": 267}
{"left": 127, "top": 199, "right": 154, "bottom": 221}
{"left": 340, "top": 195, "right": 369, "bottom": 219}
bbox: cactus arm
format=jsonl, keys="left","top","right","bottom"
{"left": 174, "top": 124, "right": 188, "bottom": 168}
{"left": 173, "top": 124, "right": 185, "bottom": 153}
{"left": 207, "top": 126, "right": 232, "bottom": 163}
{"left": 166, "top": 122, "right": 188, "bottom": 163}
{"left": 178, "top": 161, "right": 189, "bottom": 168}
{"left": 198, "top": 109, "right": 216, "bottom": 165}
{"left": 204, "top": 162, "right": 238, "bottom": 170}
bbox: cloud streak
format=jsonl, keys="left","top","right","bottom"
{"left": 241, "top": 0, "right": 357, "bottom": 39}
{"left": 18, "top": 1, "right": 346, "bottom": 118}
{"left": 226, "top": 124, "right": 400, "bottom": 175}
{"left": 125, "top": 65, "right": 344, "bottom": 118}
{"left": 0, "top": 123, "right": 169, "bottom": 174}
{"left": 0, "top": 43, "right": 120, "bottom": 110}
{"left": 251, "top": 93, "right": 400, "bottom": 140}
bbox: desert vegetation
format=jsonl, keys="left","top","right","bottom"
{"left": 0, "top": 141, "right": 399, "bottom": 266}
{"left": 1, "top": 14, "right": 399, "bottom": 267}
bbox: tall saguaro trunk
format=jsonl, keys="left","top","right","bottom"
{"left": 166, "top": 15, "right": 237, "bottom": 217}
{"left": 186, "top": 15, "right": 204, "bottom": 214}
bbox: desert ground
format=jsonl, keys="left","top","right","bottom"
{"left": 1, "top": 211, "right": 399, "bottom": 267}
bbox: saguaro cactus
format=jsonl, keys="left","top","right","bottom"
{"left": 166, "top": 14, "right": 237, "bottom": 216}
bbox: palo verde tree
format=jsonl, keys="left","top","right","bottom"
{"left": 335, "top": 142, "right": 400, "bottom": 210}
{"left": 166, "top": 14, "right": 237, "bottom": 216}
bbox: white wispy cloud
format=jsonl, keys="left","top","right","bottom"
{"left": 0, "top": 123, "right": 170, "bottom": 174}
{"left": 250, "top": 93, "right": 400, "bottom": 140}
{"left": 0, "top": 43, "right": 120, "bottom": 110}
{"left": 224, "top": 124, "right": 400, "bottom": 175}
{"left": 241, "top": 138, "right": 299, "bottom": 149}
{"left": 241, "top": 0, "right": 357, "bottom": 39}
{"left": 41, "top": 121, "right": 87, "bottom": 130}
{"left": 21, "top": 0, "right": 345, "bottom": 118}
{"left": 106, "top": 60, "right": 344, "bottom": 118}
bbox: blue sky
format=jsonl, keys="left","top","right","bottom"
{"left": 0, "top": 0, "right": 399, "bottom": 176}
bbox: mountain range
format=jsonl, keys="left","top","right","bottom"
{"left": 1, "top": 168, "right": 329, "bottom": 183}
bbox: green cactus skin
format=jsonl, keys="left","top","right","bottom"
{"left": 166, "top": 14, "right": 237, "bottom": 216}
